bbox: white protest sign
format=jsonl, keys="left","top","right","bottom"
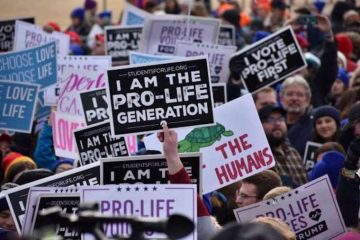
{"left": 139, "top": 15, "right": 220, "bottom": 55}
{"left": 52, "top": 111, "right": 86, "bottom": 159}
{"left": 121, "top": 2, "right": 150, "bottom": 26}
{"left": 129, "top": 51, "right": 176, "bottom": 64}
{"left": 14, "top": 20, "right": 70, "bottom": 56}
{"left": 233, "top": 176, "right": 346, "bottom": 240}
{"left": 81, "top": 184, "right": 197, "bottom": 239}
{"left": 175, "top": 41, "right": 236, "bottom": 83}
{"left": 144, "top": 94, "right": 275, "bottom": 193}
{"left": 57, "top": 66, "right": 106, "bottom": 116}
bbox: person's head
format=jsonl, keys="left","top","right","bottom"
{"left": 3, "top": 155, "right": 37, "bottom": 183}
{"left": 253, "top": 217, "right": 296, "bottom": 240}
{"left": 52, "top": 159, "right": 74, "bottom": 174}
{"left": 336, "top": 87, "right": 360, "bottom": 119}
{"left": 259, "top": 105, "right": 287, "bottom": 147}
{"left": 71, "top": 7, "right": 85, "bottom": 26}
{"left": 235, "top": 170, "right": 282, "bottom": 208}
{"left": 315, "top": 142, "right": 345, "bottom": 161}
{"left": 14, "top": 169, "right": 53, "bottom": 185}
{"left": 0, "top": 198, "right": 15, "bottom": 231}
{"left": 0, "top": 134, "right": 11, "bottom": 157}
{"left": 350, "top": 67, "right": 360, "bottom": 88}
{"left": 253, "top": 87, "right": 277, "bottom": 110}
{"left": 91, "top": 34, "right": 105, "bottom": 55}
{"left": 347, "top": 102, "right": 360, "bottom": 137}
{"left": 331, "top": 68, "right": 349, "bottom": 99}
{"left": 221, "top": 9, "right": 241, "bottom": 29}
{"left": 96, "top": 10, "right": 112, "bottom": 26}
{"left": 263, "top": 186, "right": 292, "bottom": 200}
{"left": 165, "top": 0, "right": 181, "bottom": 14}
{"left": 313, "top": 106, "right": 341, "bottom": 143}
{"left": 84, "top": 0, "right": 97, "bottom": 14}
{"left": 211, "top": 222, "right": 286, "bottom": 240}
{"left": 280, "top": 75, "right": 311, "bottom": 117}
{"left": 270, "top": 0, "right": 286, "bottom": 22}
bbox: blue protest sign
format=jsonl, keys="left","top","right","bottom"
{"left": 0, "top": 42, "right": 57, "bottom": 89}
{"left": 0, "top": 81, "right": 40, "bottom": 133}
{"left": 129, "top": 51, "right": 175, "bottom": 64}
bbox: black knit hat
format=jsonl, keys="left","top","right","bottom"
{"left": 313, "top": 106, "right": 341, "bottom": 126}
{"left": 14, "top": 169, "right": 54, "bottom": 185}
{"left": 348, "top": 102, "right": 360, "bottom": 124}
{"left": 258, "top": 105, "right": 286, "bottom": 122}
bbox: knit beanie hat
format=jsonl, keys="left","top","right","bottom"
{"left": 14, "top": 169, "right": 53, "bottom": 185}
{"left": 336, "top": 34, "right": 353, "bottom": 58}
{"left": 4, "top": 155, "right": 37, "bottom": 180}
{"left": 52, "top": 158, "right": 74, "bottom": 172}
{"left": 313, "top": 106, "right": 341, "bottom": 126}
{"left": 84, "top": 0, "right": 97, "bottom": 10}
{"left": 337, "top": 68, "right": 349, "bottom": 87}
{"left": 2, "top": 152, "right": 22, "bottom": 173}
{"left": 71, "top": 7, "right": 85, "bottom": 21}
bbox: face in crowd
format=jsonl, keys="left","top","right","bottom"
{"left": 315, "top": 116, "right": 337, "bottom": 141}
{"left": 255, "top": 91, "right": 277, "bottom": 110}
{"left": 0, "top": 205, "right": 16, "bottom": 231}
{"left": 262, "top": 111, "right": 287, "bottom": 146}
{"left": 235, "top": 182, "right": 259, "bottom": 208}
{"left": 280, "top": 84, "right": 311, "bottom": 116}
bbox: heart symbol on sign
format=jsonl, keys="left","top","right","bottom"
{"left": 308, "top": 209, "right": 322, "bottom": 221}
{"left": 215, "top": 66, "right": 222, "bottom": 74}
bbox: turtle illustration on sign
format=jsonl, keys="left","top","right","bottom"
{"left": 178, "top": 123, "right": 234, "bottom": 152}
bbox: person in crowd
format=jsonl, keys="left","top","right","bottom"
{"left": 84, "top": 0, "right": 98, "bottom": 28}
{"left": 329, "top": 68, "right": 349, "bottom": 105}
{"left": 0, "top": 134, "right": 11, "bottom": 160}
{"left": 67, "top": 7, "right": 91, "bottom": 42}
{"left": 264, "top": 0, "right": 287, "bottom": 32}
{"left": 221, "top": 8, "right": 246, "bottom": 49}
{"left": 312, "top": 105, "right": 341, "bottom": 143}
{"left": 339, "top": 102, "right": 360, "bottom": 151}
{"left": 253, "top": 87, "right": 277, "bottom": 110}
{"left": 52, "top": 158, "right": 74, "bottom": 174}
{"left": 314, "top": 141, "right": 345, "bottom": 162}
{"left": 349, "top": 67, "right": 360, "bottom": 88}
{"left": 0, "top": 197, "right": 16, "bottom": 231}
{"left": 336, "top": 87, "right": 360, "bottom": 120}
{"left": 259, "top": 105, "right": 308, "bottom": 187}
{"left": 336, "top": 33, "right": 358, "bottom": 72}
{"left": 164, "top": 0, "right": 181, "bottom": 14}
{"left": 263, "top": 186, "right": 292, "bottom": 200}
{"left": 253, "top": 217, "right": 296, "bottom": 240}
{"left": 14, "top": 169, "right": 54, "bottom": 185}
{"left": 2, "top": 153, "right": 37, "bottom": 183}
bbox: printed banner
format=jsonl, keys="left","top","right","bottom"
{"left": 79, "top": 88, "right": 108, "bottom": 125}
{"left": 101, "top": 153, "right": 202, "bottom": 192}
{"left": 0, "top": 81, "right": 39, "bottom": 133}
{"left": 52, "top": 111, "right": 86, "bottom": 159}
{"left": 303, "top": 141, "right": 323, "bottom": 172}
{"left": 139, "top": 15, "right": 220, "bottom": 55}
{"left": 74, "top": 121, "right": 129, "bottom": 166}
{"left": 175, "top": 41, "right": 236, "bottom": 83}
{"left": 107, "top": 56, "right": 214, "bottom": 136}
{"left": 43, "top": 83, "right": 59, "bottom": 106}
{"left": 212, "top": 83, "right": 227, "bottom": 107}
{"left": 218, "top": 25, "right": 236, "bottom": 46}
{"left": 229, "top": 26, "right": 306, "bottom": 93}
{"left": 144, "top": 94, "right": 275, "bottom": 193}
{"left": 14, "top": 20, "right": 70, "bottom": 55}
{"left": 105, "top": 25, "right": 142, "bottom": 65}
{"left": 0, "top": 17, "right": 34, "bottom": 52}
{"left": 129, "top": 51, "right": 175, "bottom": 64}
{"left": 57, "top": 66, "right": 106, "bottom": 116}
{"left": 121, "top": 2, "right": 150, "bottom": 26}
{"left": 6, "top": 162, "right": 100, "bottom": 232}
{"left": 233, "top": 176, "right": 346, "bottom": 240}
{"left": 0, "top": 41, "right": 57, "bottom": 89}
{"left": 81, "top": 184, "right": 197, "bottom": 239}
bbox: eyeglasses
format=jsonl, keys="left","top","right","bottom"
{"left": 264, "top": 116, "right": 285, "bottom": 124}
{"left": 236, "top": 190, "right": 258, "bottom": 200}
{"left": 284, "top": 91, "right": 306, "bottom": 98}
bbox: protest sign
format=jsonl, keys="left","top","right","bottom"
{"left": 144, "top": 94, "right": 275, "bottom": 193}
{"left": 14, "top": 20, "right": 70, "bottom": 55}
{"left": 175, "top": 41, "right": 236, "bottom": 83}
{"left": 31, "top": 194, "right": 80, "bottom": 239}
{"left": 81, "top": 184, "right": 197, "bottom": 239}
{"left": 34, "top": 104, "right": 51, "bottom": 134}
{"left": 105, "top": 25, "right": 142, "bottom": 65}
{"left": 129, "top": 51, "right": 175, "bottom": 64}
{"left": 43, "top": 83, "right": 59, "bottom": 106}
{"left": 52, "top": 111, "right": 86, "bottom": 159}
{"left": 0, "top": 17, "right": 34, "bottom": 52}
{"left": 107, "top": 56, "right": 214, "bottom": 136}
{"left": 74, "top": 121, "right": 129, "bottom": 166}
{"left": 303, "top": 141, "right": 323, "bottom": 172}
{"left": 233, "top": 176, "right": 346, "bottom": 240}
{"left": 229, "top": 26, "right": 306, "bottom": 93}
{"left": 6, "top": 162, "right": 100, "bottom": 232}
{"left": 0, "top": 81, "right": 39, "bottom": 133}
{"left": 121, "top": 2, "right": 150, "bottom": 26}
{"left": 57, "top": 66, "right": 106, "bottom": 116}
{"left": 212, "top": 83, "right": 227, "bottom": 107}
{"left": 101, "top": 153, "right": 202, "bottom": 191}
{"left": 139, "top": 15, "right": 220, "bottom": 55}
{"left": 218, "top": 25, "right": 236, "bottom": 46}
{"left": 0, "top": 41, "right": 57, "bottom": 89}
{"left": 79, "top": 88, "right": 108, "bottom": 125}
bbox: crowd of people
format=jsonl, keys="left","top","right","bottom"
{"left": 1, "top": 0, "right": 360, "bottom": 239}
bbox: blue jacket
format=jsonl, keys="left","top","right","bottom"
{"left": 33, "top": 123, "right": 57, "bottom": 170}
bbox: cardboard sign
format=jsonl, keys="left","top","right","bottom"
{"left": 218, "top": 25, "right": 236, "bottom": 46}
{"left": 106, "top": 56, "right": 214, "bottom": 136}
{"left": 139, "top": 15, "right": 220, "bottom": 55}
{"left": 229, "top": 26, "right": 306, "bottom": 93}
{"left": 101, "top": 153, "right": 202, "bottom": 192}
{"left": 121, "top": 2, "right": 150, "bottom": 26}
{"left": 52, "top": 111, "right": 86, "bottom": 159}
{"left": 144, "top": 94, "right": 275, "bottom": 193}
{"left": 233, "top": 176, "right": 346, "bottom": 240}
{"left": 14, "top": 20, "right": 70, "bottom": 55}
{"left": 81, "top": 184, "right": 197, "bottom": 239}
{"left": 129, "top": 51, "right": 175, "bottom": 64}
{"left": 5, "top": 162, "right": 100, "bottom": 232}
{"left": 175, "top": 41, "right": 236, "bottom": 83}
{"left": 74, "top": 121, "right": 129, "bottom": 166}
{"left": 79, "top": 88, "right": 108, "bottom": 125}
{"left": 57, "top": 66, "right": 106, "bottom": 116}
{"left": 105, "top": 25, "right": 142, "bottom": 65}
{"left": 0, "top": 17, "right": 34, "bottom": 52}
{"left": 0, "top": 41, "right": 57, "bottom": 89}
{"left": 212, "top": 83, "right": 227, "bottom": 107}
{"left": 303, "top": 141, "right": 323, "bottom": 172}
{"left": 0, "top": 81, "right": 39, "bottom": 133}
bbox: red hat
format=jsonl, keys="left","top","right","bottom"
{"left": 336, "top": 34, "right": 353, "bottom": 58}
{"left": 2, "top": 152, "right": 22, "bottom": 173}
{"left": 46, "top": 22, "right": 61, "bottom": 32}
{"left": 66, "top": 31, "right": 82, "bottom": 44}
{"left": 95, "top": 34, "right": 105, "bottom": 43}
{"left": 0, "top": 133, "right": 11, "bottom": 145}
{"left": 296, "top": 34, "right": 309, "bottom": 49}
